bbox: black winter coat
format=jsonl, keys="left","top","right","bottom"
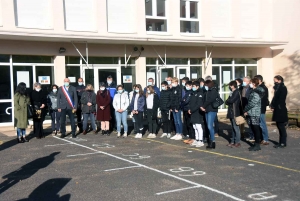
{"left": 188, "top": 89, "right": 204, "bottom": 124}
{"left": 259, "top": 83, "right": 269, "bottom": 114}
{"left": 270, "top": 83, "right": 288, "bottom": 122}
{"left": 146, "top": 93, "right": 159, "bottom": 120}
{"left": 181, "top": 90, "right": 192, "bottom": 111}
{"left": 225, "top": 89, "right": 242, "bottom": 119}
{"left": 159, "top": 90, "right": 171, "bottom": 111}
{"left": 170, "top": 85, "right": 182, "bottom": 110}
{"left": 203, "top": 87, "right": 219, "bottom": 112}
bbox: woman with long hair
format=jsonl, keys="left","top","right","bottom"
{"left": 96, "top": 82, "right": 111, "bottom": 135}
{"left": 130, "top": 84, "right": 145, "bottom": 138}
{"left": 81, "top": 84, "right": 97, "bottom": 134}
{"left": 146, "top": 85, "right": 159, "bottom": 138}
{"left": 14, "top": 82, "right": 31, "bottom": 143}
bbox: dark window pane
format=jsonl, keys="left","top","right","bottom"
{"left": 0, "top": 102, "right": 12, "bottom": 123}
{"left": 190, "top": 58, "right": 202, "bottom": 64}
{"left": 190, "top": 66, "right": 202, "bottom": 80}
{"left": 145, "top": 0, "right": 152, "bottom": 15}
{"left": 66, "top": 66, "right": 80, "bottom": 83}
{"left": 36, "top": 66, "right": 54, "bottom": 93}
{"left": 146, "top": 58, "right": 157, "bottom": 64}
{"left": 66, "top": 56, "right": 80, "bottom": 64}
{"left": 88, "top": 57, "right": 119, "bottom": 64}
{"left": 212, "top": 58, "right": 233, "bottom": 64}
{"left": 0, "top": 66, "right": 11, "bottom": 99}
{"left": 212, "top": 66, "right": 220, "bottom": 89}
{"left": 235, "top": 58, "right": 257, "bottom": 64}
{"left": 0, "top": 55, "right": 10, "bottom": 63}
{"left": 247, "top": 66, "right": 257, "bottom": 78}
{"left": 146, "top": 19, "right": 167, "bottom": 31}
{"left": 180, "top": 1, "right": 186, "bottom": 18}
{"left": 180, "top": 21, "right": 199, "bottom": 33}
{"left": 235, "top": 66, "right": 245, "bottom": 79}
{"left": 85, "top": 69, "right": 95, "bottom": 88}
{"left": 166, "top": 58, "right": 188, "bottom": 64}
{"left": 190, "top": 1, "right": 198, "bottom": 18}
{"left": 221, "top": 66, "right": 232, "bottom": 92}
{"left": 157, "top": 0, "right": 165, "bottom": 17}
{"left": 12, "top": 55, "right": 52, "bottom": 63}
{"left": 122, "top": 66, "right": 136, "bottom": 92}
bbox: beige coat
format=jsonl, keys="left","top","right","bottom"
{"left": 14, "top": 93, "right": 30, "bottom": 128}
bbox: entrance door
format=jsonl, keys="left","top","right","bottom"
{"left": 176, "top": 66, "right": 190, "bottom": 83}
{"left": 0, "top": 65, "right": 13, "bottom": 125}
{"left": 159, "top": 67, "right": 174, "bottom": 85}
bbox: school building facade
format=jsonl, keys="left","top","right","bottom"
{"left": 0, "top": 0, "right": 299, "bottom": 126}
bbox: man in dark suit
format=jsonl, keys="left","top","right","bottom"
{"left": 57, "top": 78, "right": 78, "bottom": 138}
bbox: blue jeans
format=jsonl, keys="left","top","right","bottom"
{"left": 17, "top": 128, "right": 26, "bottom": 137}
{"left": 83, "top": 113, "right": 96, "bottom": 131}
{"left": 50, "top": 110, "right": 61, "bottom": 132}
{"left": 115, "top": 111, "right": 128, "bottom": 132}
{"left": 172, "top": 110, "right": 183, "bottom": 134}
{"left": 260, "top": 114, "right": 269, "bottom": 141}
{"left": 205, "top": 112, "right": 217, "bottom": 141}
{"left": 230, "top": 119, "right": 241, "bottom": 143}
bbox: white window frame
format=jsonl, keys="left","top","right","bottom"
{"left": 180, "top": 0, "right": 201, "bottom": 35}
{"left": 145, "top": 0, "right": 168, "bottom": 33}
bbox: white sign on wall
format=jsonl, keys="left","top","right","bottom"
{"left": 38, "top": 76, "right": 51, "bottom": 85}
{"left": 17, "top": 71, "right": 30, "bottom": 88}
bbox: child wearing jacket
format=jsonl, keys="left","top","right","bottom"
{"left": 146, "top": 85, "right": 159, "bottom": 138}
{"left": 159, "top": 81, "right": 172, "bottom": 138}
{"left": 170, "top": 77, "right": 183, "bottom": 140}
{"left": 188, "top": 81, "right": 204, "bottom": 147}
{"left": 130, "top": 84, "right": 145, "bottom": 138}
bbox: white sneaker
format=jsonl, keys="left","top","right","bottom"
{"left": 149, "top": 134, "right": 156, "bottom": 138}
{"left": 135, "top": 133, "right": 140, "bottom": 138}
{"left": 190, "top": 140, "right": 198, "bottom": 146}
{"left": 196, "top": 141, "right": 204, "bottom": 147}
{"left": 167, "top": 133, "right": 171, "bottom": 139}
{"left": 147, "top": 133, "right": 152, "bottom": 138}
{"left": 170, "top": 134, "right": 178, "bottom": 140}
{"left": 160, "top": 133, "right": 167, "bottom": 138}
{"left": 117, "top": 132, "right": 121, "bottom": 138}
{"left": 123, "top": 132, "right": 127, "bottom": 138}
{"left": 174, "top": 134, "right": 183, "bottom": 140}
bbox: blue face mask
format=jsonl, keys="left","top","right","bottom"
{"left": 118, "top": 90, "right": 123, "bottom": 94}
{"left": 200, "top": 84, "right": 204, "bottom": 88}
{"left": 161, "top": 86, "right": 166, "bottom": 90}
{"left": 192, "top": 87, "right": 197, "bottom": 91}
{"left": 242, "top": 82, "right": 247, "bottom": 86}
{"left": 205, "top": 86, "right": 209, "bottom": 91}
{"left": 186, "top": 86, "right": 191, "bottom": 90}
{"left": 64, "top": 82, "right": 69, "bottom": 87}
{"left": 182, "top": 82, "right": 186, "bottom": 86}
{"left": 135, "top": 89, "right": 139, "bottom": 93}
{"left": 167, "top": 81, "right": 171, "bottom": 85}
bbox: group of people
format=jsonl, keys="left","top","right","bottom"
{"left": 14, "top": 73, "right": 288, "bottom": 151}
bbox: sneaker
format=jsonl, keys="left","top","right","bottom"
{"left": 135, "top": 133, "right": 140, "bottom": 138}
{"left": 196, "top": 141, "right": 204, "bottom": 147}
{"left": 260, "top": 140, "right": 269, "bottom": 145}
{"left": 174, "top": 134, "right": 183, "bottom": 140}
{"left": 149, "top": 134, "right": 156, "bottom": 138}
{"left": 147, "top": 133, "right": 152, "bottom": 138}
{"left": 170, "top": 134, "right": 178, "bottom": 140}
{"left": 167, "top": 133, "right": 171, "bottom": 139}
{"left": 214, "top": 133, "right": 219, "bottom": 137}
{"left": 190, "top": 140, "right": 198, "bottom": 146}
{"left": 123, "top": 132, "right": 127, "bottom": 138}
{"left": 160, "top": 133, "right": 167, "bottom": 138}
{"left": 117, "top": 132, "right": 121, "bottom": 138}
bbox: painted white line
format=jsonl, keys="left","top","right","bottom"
{"left": 156, "top": 186, "right": 201, "bottom": 195}
{"left": 45, "top": 143, "right": 73, "bottom": 147}
{"left": 104, "top": 166, "right": 141, "bottom": 172}
{"left": 53, "top": 136, "right": 245, "bottom": 201}
{"left": 67, "top": 152, "right": 102, "bottom": 157}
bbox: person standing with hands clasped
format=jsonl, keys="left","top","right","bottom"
{"left": 130, "top": 84, "right": 145, "bottom": 138}
{"left": 57, "top": 78, "right": 78, "bottom": 138}
{"left": 81, "top": 84, "right": 97, "bottom": 135}
{"left": 146, "top": 85, "right": 159, "bottom": 138}
{"left": 170, "top": 77, "right": 183, "bottom": 140}
{"left": 96, "top": 82, "right": 111, "bottom": 135}
{"left": 113, "top": 85, "right": 129, "bottom": 138}
{"left": 159, "top": 81, "right": 172, "bottom": 139}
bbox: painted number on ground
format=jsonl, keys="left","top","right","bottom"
{"left": 92, "top": 143, "right": 115, "bottom": 148}
{"left": 122, "top": 153, "right": 151, "bottom": 160}
{"left": 169, "top": 167, "right": 206, "bottom": 177}
{"left": 248, "top": 192, "right": 277, "bottom": 200}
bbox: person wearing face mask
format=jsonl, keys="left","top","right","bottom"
{"left": 145, "top": 85, "right": 159, "bottom": 138}
{"left": 76, "top": 78, "right": 85, "bottom": 133}
{"left": 159, "top": 81, "right": 172, "bottom": 138}
{"left": 181, "top": 77, "right": 189, "bottom": 98}
{"left": 57, "top": 78, "right": 78, "bottom": 138}
{"left": 105, "top": 75, "right": 116, "bottom": 88}
{"left": 81, "top": 84, "right": 97, "bottom": 135}
{"left": 235, "top": 78, "right": 244, "bottom": 93}
{"left": 181, "top": 81, "right": 194, "bottom": 142}
{"left": 96, "top": 82, "right": 111, "bottom": 135}
{"left": 113, "top": 85, "right": 129, "bottom": 138}
{"left": 166, "top": 77, "right": 173, "bottom": 89}
{"left": 30, "top": 82, "right": 47, "bottom": 139}
{"left": 105, "top": 75, "right": 117, "bottom": 133}
{"left": 129, "top": 84, "right": 138, "bottom": 134}
{"left": 242, "top": 76, "right": 254, "bottom": 142}
{"left": 47, "top": 84, "right": 61, "bottom": 136}
{"left": 170, "top": 77, "right": 183, "bottom": 140}
{"left": 270, "top": 75, "right": 288, "bottom": 148}
{"left": 130, "top": 84, "right": 145, "bottom": 138}
{"left": 188, "top": 81, "right": 204, "bottom": 147}
{"left": 144, "top": 78, "right": 160, "bottom": 98}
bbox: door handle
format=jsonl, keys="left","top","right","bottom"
{"left": 6, "top": 107, "right": 12, "bottom": 115}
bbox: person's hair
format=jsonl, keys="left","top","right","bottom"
{"left": 250, "top": 78, "right": 259, "bottom": 87}
{"left": 148, "top": 78, "right": 154, "bottom": 82}
{"left": 86, "top": 84, "right": 94, "bottom": 90}
{"left": 52, "top": 84, "right": 58, "bottom": 89}
{"left": 205, "top": 80, "right": 214, "bottom": 88}
{"left": 78, "top": 78, "right": 83, "bottom": 81}
{"left": 235, "top": 78, "right": 243, "bottom": 85}
{"left": 197, "top": 78, "right": 205, "bottom": 83}
{"left": 185, "top": 81, "right": 192, "bottom": 86}
{"left": 117, "top": 85, "right": 123, "bottom": 90}
{"left": 229, "top": 80, "right": 237, "bottom": 88}
{"left": 135, "top": 84, "right": 143, "bottom": 96}
{"left": 244, "top": 76, "right": 251, "bottom": 81}
{"left": 205, "top": 76, "right": 212, "bottom": 81}
{"left": 161, "top": 81, "right": 168, "bottom": 86}
{"left": 33, "top": 82, "right": 41, "bottom": 90}
{"left": 107, "top": 75, "right": 113, "bottom": 79}
{"left": 254, "top": 75, "right": 263, "bottom": 82}
{"left": 15, "top": 82, "right": 27, "bottom": 96}
{"left": 146, "top": 85, "right": 155, "bottom": 97}
{"left": 192, "top": 81, "right": 200, "bottom": 87}
{"left": 132, "top": 84, "right": 137, "bottom": 89}
{"left": 172, "top": 77, "right": 178, "bottom": 82}
{"left": 99, "top": 82, "right": 106, "bottom": 87}
{"left": 182, "top": 77, "right": 189, "bottom": 82}
{"left": 274, "top": 75, "right": 284, "bottom": 82}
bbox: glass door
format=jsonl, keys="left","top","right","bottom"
{"left": 176, "top": 66, "right": 190, "bottom": 84}
{"left": 159, "top": 66, "right": 174, "bottom": 86}
{"left": 0, "top": 65, "right": 13, "bottom": 125}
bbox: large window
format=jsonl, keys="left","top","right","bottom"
{"left": 145, "top": 0, "right": 167, "bottom": 32}
{"left": 180, "top": 1, "right": 199, "bottom": 33}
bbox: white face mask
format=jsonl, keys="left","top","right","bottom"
{"left": 147, "top": 90, "right": 150, "bottom": 94}
{"left": 53, "top": 89, "right": 57, "bottom": 93}
{"left": 78, "top": 82, "right": 83, "bottom": 86}
{"left": 35, "top": 88, "right": 41, "bottom": 92}
{"left": 172, "top": 83, "right": 177, "bottom": 87}
{"left": 100, "top": 87, "right": 105, "bottom": 91}
{"left": 249, "top": 83, "right": 254, "bottom": 88}
{"left": 148, "top": 82, "right": 153, "bottom": 86}
{"left": 167, "top": 81, "right": 171, "bottom": 85}
{"left": 161, "top": 86, "right": 166, "bottom": 90}
{"left": 107, "top": 80, "right": 112, "bottom": 84}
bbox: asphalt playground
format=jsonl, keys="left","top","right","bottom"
{"left": 0, "top": 122, "right": 299, "bottom": 201}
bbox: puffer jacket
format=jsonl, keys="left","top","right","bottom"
{"left": 113, "top": 91, "right": 129, "bottom": 111}
{"left": 81, "top": 90, "right": 96, "bottom": 114}
{"left": 244, "top": 88, "right": 262, "bottom": 117}
{"left": 159, "top": 89, "right": 171, "bottom": 111}
{"left": 203, "top": 87, "right": 219, "bottom": 112}
{"left": 47, "top": 91, "right": 58, "bottom": 110}
{"left": 188, "top": 88, "right": 204, "bottom": 124}
{"left": 130, "top": 93, "right": 145, "bottom": 112}
{"left": 170, "top": 85, "right": 182, "bottom": 110}
{"left": 225, "top": 89, "right": 242, "bottom": 119}
{"left": 181, "top": 90, "right": 192, "bottom": 111}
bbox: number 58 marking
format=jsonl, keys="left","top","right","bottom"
{"left": 169, "top": 167, "right": 206, "bottom": 177}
